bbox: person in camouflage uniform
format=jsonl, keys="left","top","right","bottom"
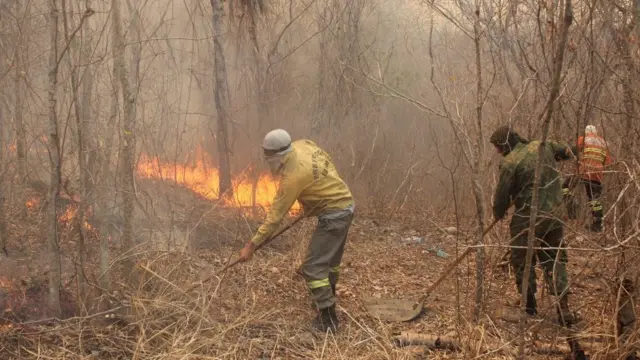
{"left": 490, "top": 125, "right": 578, "bottom": 325}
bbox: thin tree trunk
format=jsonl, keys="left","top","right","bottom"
{"left": 111, "top": 0, "right": 136, "bottom": 281}
{"left": 518, "top": 1, "right": 573, "bottom": 358}
{"left": 210, "top": 0, "right": 232, "bottom": 199}
{"left": 312, "top": 7, "right": 329, "bottom": 135}
{"left": 0, "top": 100, "right": 7, "bottom": 253}
{"left": 248, "top": 12, "right": 265, "bottom": 216}
{"left": 126, "top": 1, "right": 141, "bottom": 108}
{"left": 96, "top": 59, "right": 119, "bottom": 304}
{"left": 81, "top": 9, "right": 96, "bottom": 209}
{"left": 61, "top": 0, "right": 89, "bottom": 314}
{"left": 94, "top": 8, "right": 123, "bottom": 299}
{"left": 47, "top": 0, "right": 62, "bottom": 318}
{"left": 472, "top": 0, "right": 486, "bottom": 322}
{"left": 14, "top": 1, "right": 29, "bottom": 218}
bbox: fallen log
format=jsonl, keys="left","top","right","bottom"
{"left": 392, "top": 332, "right": 461, "bottom": 351}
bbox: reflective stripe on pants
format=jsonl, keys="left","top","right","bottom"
{"left": 302, "top": 210, "right": 353, "bottom": 310}
{"left": 588, "top": 199, "right": 603, "bottom": 211}
{"left": 307, "top": 278, "right": 330, "bottom": 289}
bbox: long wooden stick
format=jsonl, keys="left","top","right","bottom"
{"left": 186, "top": 214, "right": 304, "bottom": 292}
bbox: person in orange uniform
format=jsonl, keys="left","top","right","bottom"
{"left": 238, "top": 129, "right": 355, "bottom": 333}
{"left": 562, "top": 125, "right": 613, "bottom": 232}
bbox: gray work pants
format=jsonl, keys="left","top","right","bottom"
{"left": 302, "top": 207, "right": 354, "bottom": 310}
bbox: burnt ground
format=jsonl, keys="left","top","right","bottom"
{"left": 0, "top": 185, "right": 634, "bottom": 359}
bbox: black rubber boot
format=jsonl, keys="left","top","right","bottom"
{"left": 569, "top": 341, "right": 588, "bottom": 360}
{"left": 586, "top": 205, "right": 604, "bottom": 232}
{"left": 525, "top": 292, "right": 537, "bottom": 316}
{"left": 584, "top": 220, "right": 602, "bottom": 233}
{"left": 557, "top": 294, "right": 578, "bottom": 326}
{"left": 592, "top": 209, "right": 603, "bottom": 232}
{"left": 311, "top": 305, "right": 338, "bottom": 333}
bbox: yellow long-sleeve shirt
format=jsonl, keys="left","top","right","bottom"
{"left": 250, "top": 140, "right": 354, "bottom": 246}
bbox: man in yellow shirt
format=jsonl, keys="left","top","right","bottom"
{"left": 238, "top": 129, "right": 355, "bottom": 333}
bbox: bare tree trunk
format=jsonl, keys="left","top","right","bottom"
{"left": 126, "top": 1, "right": 141, "bottom": 108}
{"left": 518, "top": 1, "right": 573, "bottom": 358}
{"left": 61, "top": 0, "right": 91, "bottom": 314}
{"left": 81, "top": 8, "right": 96, "bottom": 211}
{"left": 93, "top": 5, "right": 124, "bottom": 301}
{"left": 210, "top": 0, "right": 232, "bottom": 199}
{"left": 248, "top": 12, "right": 265, "bottom": 216}
{"left": 14, "top": 1, "right": 29, "bottom": 218}
{"left": 47, "top": 0, "right": 62, "bottom": 318}
{"left": 96, "top": 60, "right": 119, "bottom": 305}
{"left": 76, "top": 5, "right": 105, "bottom": 311}
{"left": 0, "top": 28, "right": 6, "bottom": 253}
{"left": 111, "top": 0, "right": 136, "bottom": 281}
{"left": 472, "top": 0, "right": 486, "bottom": 322}
{"left": 312, "top": 7, "right": 329, "bottom": 135}
{"left": 0, "top": 100, "right": 7, "bottom": 254}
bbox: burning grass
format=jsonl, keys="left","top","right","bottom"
{"left": 137, "top": 146, "right": 301, "bottom": 215}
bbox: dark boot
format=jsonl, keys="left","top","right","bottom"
{"left": 525, "top": 291, "right": 537, "bottom": 316}
{"left": 585, "top": 219, "right": 602, "bottom": 233}
{"left": 311, "top": 305, "right": 338, "bottom": 333}
{"left": 586, "top": 203, "right": 604, "bottom": 232}
{"left": 593, "top": 209, "right": 604, "bottom": 232}
{"left": 568, "top": 339, "right": 588, "bottom": 360}
{"left": 588, "top": 222, "right": 602, "bottom": 233}
{"left": 557, "top": 294, "right": 578, "bottom": 326}
{"left": 558, "top": 294, "right": 587, "bottom": 359}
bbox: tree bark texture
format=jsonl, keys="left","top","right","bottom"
{"left": 472, "top": 0, "right": 486, "bottom": 322}
{"left": 47, "top": 0, "right": 62, "bottom": 318}
{"left": 61, "top": 0, "right": 89, "bottom": 313}
{"left": 111, "top": 0, "right": 136, "bottom": 281}
{"left": 210, "top": 0, "right": 233, "bottom": 199}
{"left": 14, "top": 1, "right": 29, "bottom": 217}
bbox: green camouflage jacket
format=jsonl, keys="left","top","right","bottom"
{"left": 493, "top": 140, "right": 572, "bottom": 229}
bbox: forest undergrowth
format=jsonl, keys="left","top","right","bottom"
{"left": 0, "top": 188, "right": 630, "bottom": 360}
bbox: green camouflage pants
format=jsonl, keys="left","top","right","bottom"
{"left": 302, "top": 208, "right": 354, "bottom": 310}
{"left": 510, "top": 218, "right": 569, "bottom": 297}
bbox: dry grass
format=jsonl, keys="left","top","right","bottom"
{"left": 0, "top": 209, "right": 637, "bottom": 359}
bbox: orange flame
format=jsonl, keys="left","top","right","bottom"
{"left": 26, "top": 197, "right": 40, "bottom": 209}
{"left": 0, "top": 276, "right": 16, "bottom": 290}
{"left": 25, "top": 192, "right": 94, "bottom": 230}
{"left": 136, "top": 147, "right": 301, "bottom": 215}
{"left": 59, "top": 206, "right": 76, "bottom": 223}
{"left": 58, "top": 205, "right": 93, "bottom": 230}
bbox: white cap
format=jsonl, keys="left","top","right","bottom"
{"left": 262, "top": 129, "right": 292, "bottom": 151}
{"left": 585, "top": 125, "right": 597, "bottom": 135}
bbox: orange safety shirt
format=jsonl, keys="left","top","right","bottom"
{"left": 576, "top": 135, "right": 613, "bottom": 183}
